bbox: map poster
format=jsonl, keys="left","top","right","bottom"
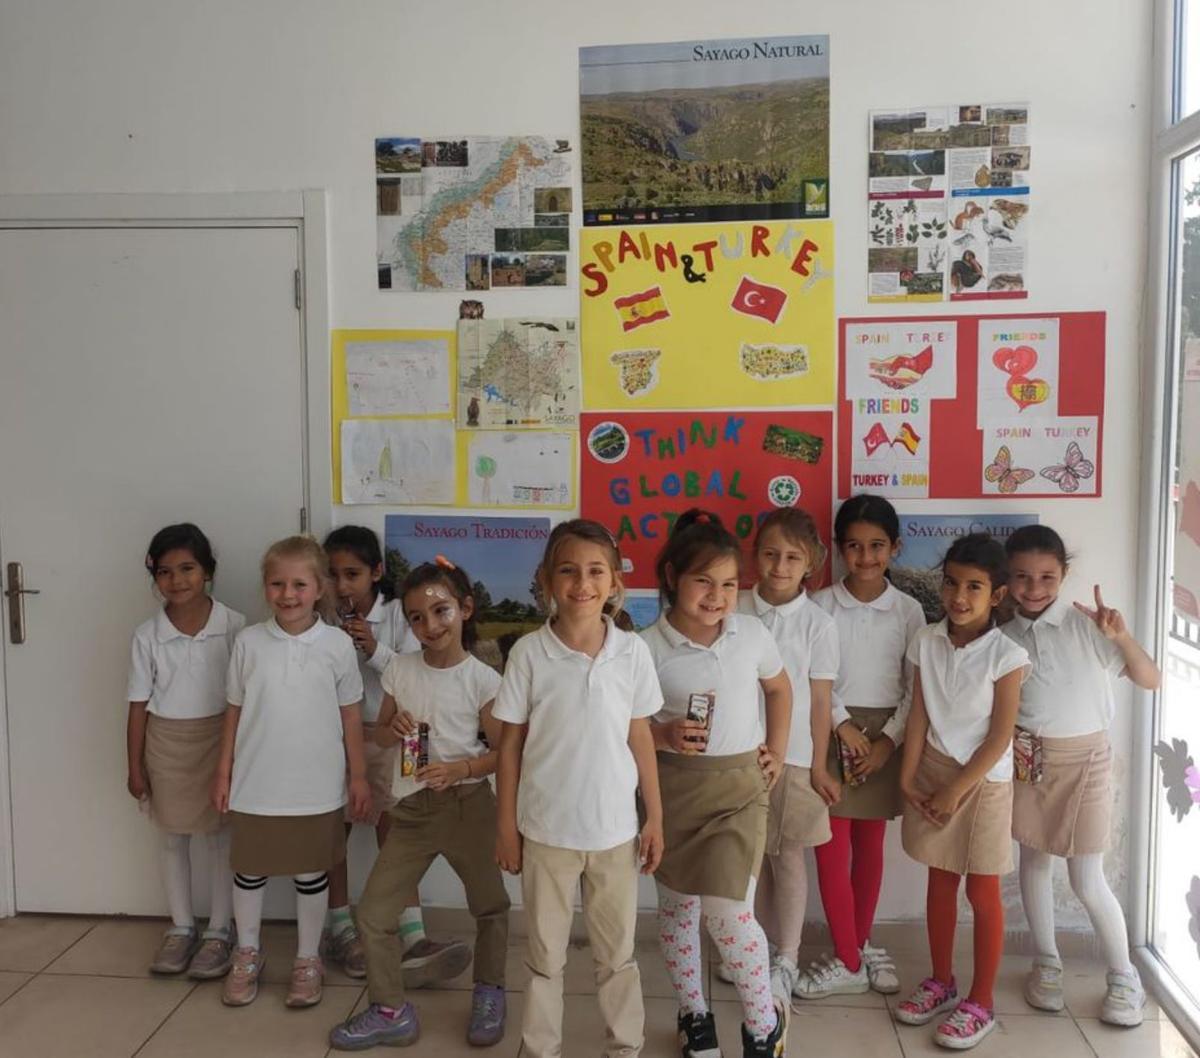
{"left": 580, "top": 220, "right": 835, "bottom": 410}
{"left": 580, "top": 410, "right": 833, "bottom": 589}
{"left": 580, "top": 36, "right": 829, "bottom": 226}
{"left": 457, "top": 318, "right": 580, "bottom": 429}
{"left": 376, "top": 136, "right": 573, "bottom": 292}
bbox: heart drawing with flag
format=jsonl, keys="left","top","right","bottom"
{"left": 730, "top": 276, "right": 788, "bottom": 324}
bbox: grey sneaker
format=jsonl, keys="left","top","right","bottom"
{"left": 769, "top": 954, "right": 800, "bottom": 1007}
{"left": 321, "top": 927, "right": 367, "bottom": 979}
{"left": 187, "top": 932, "right": 233, "bottom": 979}
{"left": 402, "top": 937, "right": 472, "bottom": 989}
{"left": 792, "top": 953, "right": 869, "bottom": 1000}
{"left": 330, "top": 1002, "right": 420, "bottom": 1050}
{"left": 1100, "top": 968, "right": 1145, "bottom": 1027}
{"left": 149, "top": 927, "right": 199, "bottom": 974}
{"left": 1023, "top": 956, "right": 1064, "bottom": 1012}
{"left": 466, "top": 984, "right": 506, "bottom": 1046}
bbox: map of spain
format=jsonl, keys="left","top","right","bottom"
{"left": 376, "top": 136, "right": 573, "bottom": 291}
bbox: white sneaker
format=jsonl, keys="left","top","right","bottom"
{"left": 792, "top": 953, "right": 869, "bottom": 1000}
{"left": 769, "top": 954, "right": 800, "bottom": 1006}
{"left": 1023, "top": 956, "right": 1064, "bottom": 1012}
{"left": 861, "top": 942, "right": 899, "bottom": 994}
{"left": 1100, "top": 968, "right": 1145, "bottom": 1027}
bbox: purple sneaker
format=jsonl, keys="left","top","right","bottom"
{"left": 467, "top": 984, "right": 506, "bottom": 1047}
{"left": 329, "top": 1002, "right": 420, "bottom": 1050}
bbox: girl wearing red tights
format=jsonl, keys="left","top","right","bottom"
{"left": 897, "top": 533, "right": 1029, "bottom": 1050}
{"left": 798, "top": 495, "right": 925, "bottom": 1001}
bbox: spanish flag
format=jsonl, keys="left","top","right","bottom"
{"left": 614, "top": 286, "right": 670, "bottom": 332}
{"left": 895, "top": 421, "right": 922, "bottom": 455}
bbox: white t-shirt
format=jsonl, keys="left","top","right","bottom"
{"left": 226, "top": 618, "right": 364, "bottom": 815}
{"left": 642, "top": 611, "right": 784, "bottom": 758}
{"left": 812, "top": 579, "right": 925, "bottom": 746}
{"left": 493, "top": 618, "right": 663, "bottom": 851}
{"left": 737, "top": 588, "right": 836, "bottom": 767}
{"left": 908, "top": 621, "right": 1030, "bottom": 783}
{"left": 355, "top": 595, "right": 420, "bottom": 723}
{"left": 127, "top": 599, "right": 246, "bottom": 719}
{"left": 1002, "top": 597, "right": 1125, "bottom": 737}
{"left": 381, "top": 651, "right": 502, "bottom": 801}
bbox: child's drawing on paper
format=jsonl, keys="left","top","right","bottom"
{"left": 340, "top": 420, "right": 455, "bottom": 505}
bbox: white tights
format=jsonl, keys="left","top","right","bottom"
{"left": 1018, "top": 844, "right": 1133, "bottom": 973}
{"left": 160, "top": 829, "right": 233, "bottom": 935}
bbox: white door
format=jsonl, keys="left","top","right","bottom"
{"left": 0, "top": 225, "right": 306, "bottom": 913}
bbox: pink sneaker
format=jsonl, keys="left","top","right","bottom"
{"left": 285, "top": 955, "right": 325, "bottom": 1008}
{"left": 896, "top": 976, "right": 958, "bottom": 1026}
{"left": 935, "top": 1000, "right": 997, "bottom": 1050}
{"left": 221, "top": 947, "right": 265, "bottom": 1006}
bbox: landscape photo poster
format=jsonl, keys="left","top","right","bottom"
{"left": 580, "top": 35, "right": 829, "bottom": 226}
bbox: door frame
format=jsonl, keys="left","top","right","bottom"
{"left": 0, "top": 191, "right": 331, "bottom": 917}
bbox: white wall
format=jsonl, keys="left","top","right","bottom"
{"left": 0, "top": 0, "right": 1152, "bottom": 923}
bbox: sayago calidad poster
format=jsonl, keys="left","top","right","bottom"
{"left": 580, "top": 36, "right": 829, "bottom": 226}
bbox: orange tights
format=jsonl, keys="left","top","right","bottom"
{"left": 927, "top": 867, "right": 1003, "bottom": 1010}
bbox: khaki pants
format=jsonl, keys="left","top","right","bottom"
{"left": 357, "top": 782, "right": 510, "bottom": 1008}
{"left": 521, "top": 838, "right": 643, "bottom": 1058}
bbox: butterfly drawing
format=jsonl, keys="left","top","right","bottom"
{"left": 1040, "top": 442, "right": 1095, "bottom": 493}
{"left": 984, "top": 445, "right": 1035, "bottom": 494}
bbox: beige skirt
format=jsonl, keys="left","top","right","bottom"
{"left": 901, "top": 744, "right": 1014, "bottom": 875}
{"left": 656, "top": 750, "right": 768, "bottom": 900}
{"left": 229, "top": 808, "right": 347, "bottom": 876}
{"left": 144, "top": 713, "right": 224, "bottom": 834}
{"left": 344, "top": 724, "right": 398, "bottom": 826}
{"left": 828, "top": 706, "right": 903, "bottom": 821}
{"left": 1012, "top": 730, "right": 1112, "bottom": 857}
{"left": 766, "top": 764, "right": 831, "bottom": 853}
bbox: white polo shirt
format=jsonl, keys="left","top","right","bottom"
{"left": 812, "top": 579, "right": 925, "bottom": 746}
{"left": 642, "top": 611, "right": 783, "bottom": 758}
{"left": 737, "top": 588, "right": 837, "bottom": 767}
{"left": 127, "top": 599, "right": 246, "bottom": 719}
{"left": 381, "top": 651, "right": 502, "bottom": 800}
{"left": 493, "top": 618, "right": 663, "bottom": 851}
{"left": 1002, "top": 597, "right": 1125, "bottom": 737}
{"left": 226, "top": 618, "right": 364, "bottom": 815}
{"left": 357, "top": 595, "right": 421, "bottom": 723}
{"left": 908, "top": 621, "right": 1030, "bottom": 782}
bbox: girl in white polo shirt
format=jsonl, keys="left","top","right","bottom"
{"left": 212, "top": 535, "right": 370, "bottom": 1009}
{"left": 127, "top": 523, "right": 245, "bottom": 979}
{"left": 805, "top": 495, "right": 925, "bottom": 1001}
{"left": 644, "top": 509, "right": 792, "bottom": 1058}
{"left": 494, "top": 519, "right": 664, "bottom": 1058}
{"left": 322, "top": 526, "right": 457, "bottom": 985}
{"left": 737, "top": 506, "right": 840, "bottom": 1009}
{"left": 1003, "top": 525, "right": 1160, "bottom": 1027}
{"left": 897, "top": 533, "right": 1029, "bottom": 1050}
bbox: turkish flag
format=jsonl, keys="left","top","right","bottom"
{"left": 730, "top": 276, "right": 787, "bottom": 324}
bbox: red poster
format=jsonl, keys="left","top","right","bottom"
{"left": 581, "top": 410, "right": 834, "bottom": 589}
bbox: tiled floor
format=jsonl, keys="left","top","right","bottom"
{"left": 0, "top": 914, "right": 1196, "bottom": 1057}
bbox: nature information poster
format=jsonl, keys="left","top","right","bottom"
{"left": 580, "top": 36, "right": 829, "bottom": 226}
{"left": 579, "top": 219, "right": 834, "bottom": 409}
{"left": 376, "top": 136, "right": 573, "bottom": 291}
{"left": 867, "top": 104, "right": 1030, "bottom": 302}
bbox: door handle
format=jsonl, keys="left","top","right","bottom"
{"left": 4, "top": 562, "right": 39, "bottom": 644}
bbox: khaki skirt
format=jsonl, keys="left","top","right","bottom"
{"left": 656, "top": 750, "right": 768, "bottom": 900}
{"left": 766, "top": 764, "right": 831, "bottom": 853}
{"left": 1012, "top": 730, "right": 1112, "bottom": 857}
{"left": 828, "top": 706, "right": 903, "bottom": 821}
{"left": 229, "top": 808, "right": 346, "bottom": 876}
{"left": 344, "top": 724, "right": 398, "bottom": 827}
{"left": 901, "top": 744, "right": 1013, "bottom": 876}
{"left": 144, "top": 713, "right": 224, "bottom": 834}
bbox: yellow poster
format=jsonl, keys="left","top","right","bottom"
{"left": 580, "top": 220, "right": 834, "bottom": 410}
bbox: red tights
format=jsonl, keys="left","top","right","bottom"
{"left": 927, "top": 867, "right": 1003, "bottom": 1010}
{"left": 813, "top": 817, "right": 888, "bottom": 973}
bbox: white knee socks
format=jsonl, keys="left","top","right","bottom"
{"left": 160, "top": 832, "right": 194, "bottom": 931}
{"left": 294, "top": 872, "right": 330, "bottom": 960}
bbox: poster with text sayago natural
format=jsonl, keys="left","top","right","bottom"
{"left": 580, "top": 220, "right": 834, "bottom": 410}
{"left": 580, "top": 410, "right": 833, "bottom": 589}
{"left": 580, "top": 36, "right": 829, "bottom": 226}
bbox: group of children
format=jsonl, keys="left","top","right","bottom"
{"left": 127, "top": 495, "right": 1160, "bottom": 1056}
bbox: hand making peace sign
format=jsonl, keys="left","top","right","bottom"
{"left": 1073, "top": 584, "right": 1127, "bottom": 640}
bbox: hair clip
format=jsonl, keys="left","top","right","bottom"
{"left": 434, "top": 554, "right": 457, "bottom": 571}
{"left": 695, "top": 513, "right": 712, "bottom": 525}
